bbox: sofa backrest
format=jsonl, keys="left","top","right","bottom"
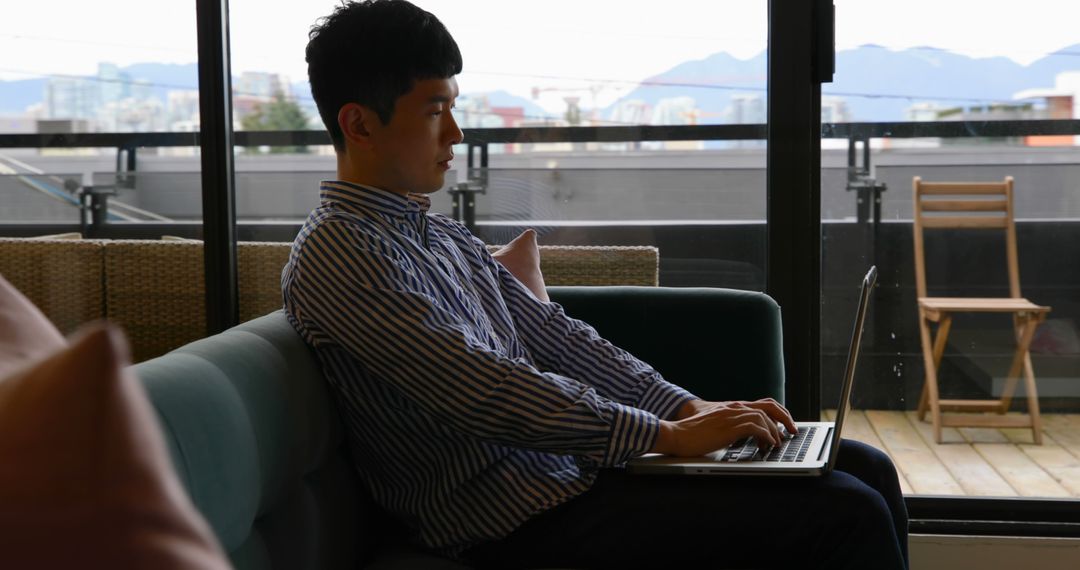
{"left": 134, "top": 310, "right": 372, "bottom": 570}
{"left": 549, "top": 286, "right": 785, "bottom": 403}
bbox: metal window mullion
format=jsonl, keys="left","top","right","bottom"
{"left": 195, "top": 0, "right": 239, "bottom": 334}
{"left": 767, "top": 0, "right": 822, "bottom": 421}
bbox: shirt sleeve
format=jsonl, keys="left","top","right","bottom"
{"left": 462, "top": 231, "right": 698, "bottom": 421}
{"left": 285, "top": 220, "right": 658, "bottom": 467}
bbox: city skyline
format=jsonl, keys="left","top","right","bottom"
{"left": 4, "top": 0, "right": 1080, "bottom": 116}
{"left": 4, "top": 37, "right": 1080, "bottom": 136}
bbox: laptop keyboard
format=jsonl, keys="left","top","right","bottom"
{"left": 720, "top": 426, "right": 818, "bottom": 463}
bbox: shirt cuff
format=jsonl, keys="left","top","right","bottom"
{"left": 636, "top": 378, "right": 698, "bottom": 421}
{"left": 602, "top": 403, "right": 660, "bottom": 467}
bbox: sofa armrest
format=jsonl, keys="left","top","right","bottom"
{"left": 547, "top": 286, "right": 785, "bottom": 404}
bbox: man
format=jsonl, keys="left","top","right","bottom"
{"left": 283, "top": 1, "right": 909, "bottom": 568}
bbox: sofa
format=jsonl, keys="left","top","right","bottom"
{"left": 133, "top": 286, "right": 786, "bottom": 569}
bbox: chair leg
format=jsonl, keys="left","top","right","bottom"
{"left": 918, "top": 315, "right": 951, "bottom": 421}
{"left": 997, "top": 317, "right": 1026, "bottom": 413}
{"left": 916, "top": 316, "right": 931, "bottom": 421}
{"left": 1024, "top": 352, "right": 1044, "bottom": 445}
{"left": 998, "top": 315, "right": 1043, "bottom": 445}
{"left": 917, "top": 380, "right": 929, "bottom": 420}
{"left": 918, "top": 315, "right": 946, "bottom": 443}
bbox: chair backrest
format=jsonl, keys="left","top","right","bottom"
{"left": 911, "top": 176, "right": 1021, "bottom": 299}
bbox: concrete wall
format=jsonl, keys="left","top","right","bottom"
{"left": 911, "top": 535, "right": 1080, "bottom": 570}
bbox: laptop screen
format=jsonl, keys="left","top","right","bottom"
{"left": 825, "top": 266, "right": 877, "bottom": 472}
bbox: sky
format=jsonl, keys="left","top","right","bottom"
{"left": 2, "top": 0, "right": 1079, "bottom": 113}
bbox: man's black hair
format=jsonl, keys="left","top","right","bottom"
{"left": 306, "top": 0, "right": 463, "bottom": 151}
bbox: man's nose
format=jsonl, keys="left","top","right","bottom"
{"left": 445, "top": 112, "right": 464, "bottom": 146}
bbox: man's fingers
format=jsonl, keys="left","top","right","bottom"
{"left": 745, "top": 399, "right": 798, "bottom": 434}
{"left": 746, "top": 408, "right": 781, "bottom": 444}
{"left": 672, "top": 405, "right": 787, "bottom": 455}
{"left": 737, "top": 422, "right": 777, "bottom": 450}
{"left": 727, "top": 410, "right": 779, "bottom": 447}
{"left": 712, "top": 407, "right": 780, "bottom": 444}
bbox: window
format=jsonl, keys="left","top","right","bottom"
{"left": 228, "top": 0, "right": 770, "bottom": 290}
{"left": 0, "top": 1, "right": 207, "bottom": 361}
{"left": 822, "top": 0, "right": 1080, "bottom": 509}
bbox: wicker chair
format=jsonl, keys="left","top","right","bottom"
{"left": 1, "top": 237, "right": 658, "bottom": 361}
{"left": 102, "top": 240, "right": 296, "bottom": 362}
{"left": 238, "top": 241, "right": 293, "bottom": 321}
{"left": 487, "top": 244, "right": 659, "bottom": 287}
{"left": 103, "top": 240, "right": 206, "bottom": 362}
{"left": 110, "top": 241, "right": 659, "bottom": 361}
{"left": 0, "top": 237, "right": 106, "bottom": 335}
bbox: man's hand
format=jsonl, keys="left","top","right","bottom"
{"left": 653, "top": 398, "right": 798, "bottom": 457}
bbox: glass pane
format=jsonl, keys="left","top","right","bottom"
{"left": 230, "top": 0, "right": 767, "bottom": 290}
{"left": 0, "top": 1, "right": 204, "bottom": 361}
{"left": 823, "top": 0, "right": 1080, "bottom": 500}
{"left": 228, "top": 0, "right": 336, "bottom": 244}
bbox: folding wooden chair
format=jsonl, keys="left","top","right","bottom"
{"left": 912, "top": 176, "right": 1051, "bottom": 444}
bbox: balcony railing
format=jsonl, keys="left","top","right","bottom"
{"left": 4, "top": 118, "right": 1080, "bottom": 152}
{"left": 2, "top": 120, "right": 1079, "bottom": 418}
{"left": 3, "top": 119, "right": 1080, "bottom": 230}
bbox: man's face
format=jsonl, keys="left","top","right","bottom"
{"left": 367, "top": 77, "right": 463, "bottom": 195}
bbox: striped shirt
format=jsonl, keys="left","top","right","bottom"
{"left": 281, "top": 180, "right": 695, "bottom": 556}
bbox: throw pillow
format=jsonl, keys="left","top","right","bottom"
{"left": 0, "top": 273, "right": 65, "bottom": 378}
{"left": 491, "top": 229, "right": 549, "bottom": 301}
{"left": 0, "top": 323, "right": 231, "bottom": 569}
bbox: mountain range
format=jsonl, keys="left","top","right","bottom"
{"left": 2, "top": 44, "right": 1079, "bottom": 123}
{"left": 607, "top": 43, "right": 1080, "bottom": 122}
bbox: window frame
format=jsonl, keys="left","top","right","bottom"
{"left": 187, "top": 0, "right": 1080, "bottom": 536}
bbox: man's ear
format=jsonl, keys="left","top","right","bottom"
{"left": 338, "top": 103, "right": 377, "bottom": 149}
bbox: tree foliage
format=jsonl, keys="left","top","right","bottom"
{"left": 240, "top": 93, "right": 310, "bottom": 154}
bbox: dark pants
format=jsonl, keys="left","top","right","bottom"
{"left": 462, "top": 440, "right": 908, "bottom": 570}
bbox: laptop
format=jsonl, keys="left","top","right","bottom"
{"left": 627, "top": 266, "right": 877, "bottom": 477}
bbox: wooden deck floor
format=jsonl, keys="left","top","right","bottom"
{"left": 823, "top": 410, "right": 1080, "bottom": 497}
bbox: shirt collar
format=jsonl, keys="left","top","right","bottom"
{"left": 320, "top": 180, "right": 431, "bottom": 218}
